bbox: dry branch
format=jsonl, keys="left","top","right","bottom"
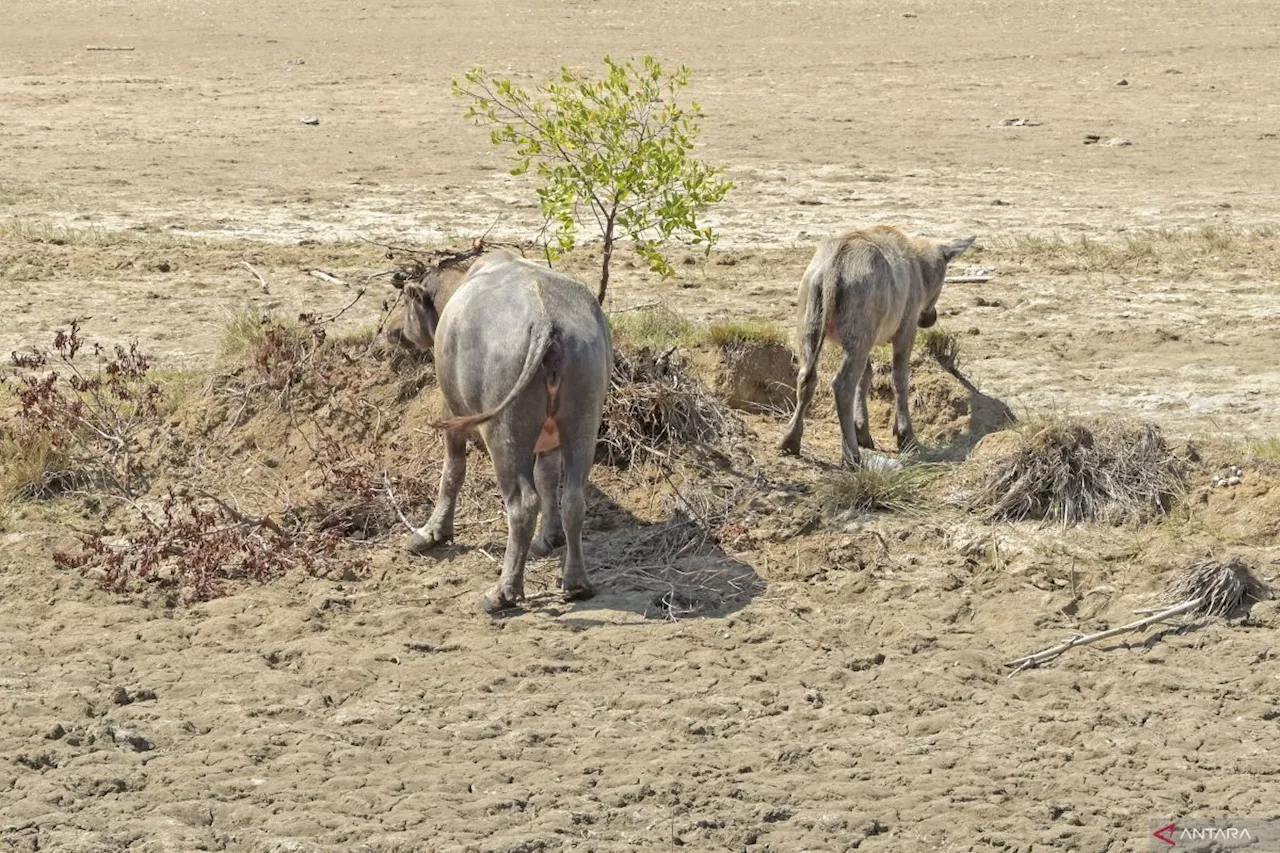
{"left": 239, "top": 261, "right": 270, "bottom": 294}
{"left": 1007, "top": 557, "right": 1272, "bottom": 675}
{"left": 306, "top": 269, "right": 346, "bottom": 285}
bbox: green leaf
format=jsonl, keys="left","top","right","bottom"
{"left": 454, "top": 56, "right": 732, "bottom": 300}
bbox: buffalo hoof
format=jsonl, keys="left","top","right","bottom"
{"left": 562, "top": 581, "right": 595, "bottom": 602}
{"left": 778, "top": 435, "right": 802, "bottom": 456}
{"left": 479, "top": 585, "right": 522, "bottom": 615}
{"left": 404, "top": 528, "right": 449, "bottom": 555}
{"left": 529, "top": 533, "right": 565, "bottom": 559}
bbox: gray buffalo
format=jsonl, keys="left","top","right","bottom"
{"left": 393, "top": 248, "right": 613, "bottom": 613}
{"left": 778, "top": 225, "right": 975, "bottom": 467}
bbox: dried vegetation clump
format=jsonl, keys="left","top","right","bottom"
{"left": 963, "top": 419, "right": 1187, "bottom": 524}
{"left": 1168, "top": 556, "right": 1273, "bottom": 618}
{"left": 0, "top": 320, "right": 167, "bottom": 499}
{"left": 814, "top": 463, "right": 942, "bottom": 518}
{"left": 597, "top": 345, "right": 742, "bottom": 468}
{"left": 53, "top": 488, "right": 361, "bottom": 604}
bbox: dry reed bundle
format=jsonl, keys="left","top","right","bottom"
{"left": 597, "top": 346, "right": 739, "bottom": 468}
{"left": 967, "top": 420, "right": 1185, "bottom": 525}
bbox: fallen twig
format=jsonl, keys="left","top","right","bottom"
{"left": 1007, "top": 600, "right": 1199, "bottom": 675}
{"left": 944, "top": 275, "right": 993, "bottom": 283}
{"left": 86, "top": 46, "right": 135, "bottom": 51}
{"left": 306, "top": 268, "right": 346, "bottom": 285}
{"left": 1007, "top": 557, "right": 1272, "bottom": 675}
{"left": 381, "top": 473, "right": 417, "bottom": 535}
{"left": 239, "top": 261, "right": 270, "bottom": 294}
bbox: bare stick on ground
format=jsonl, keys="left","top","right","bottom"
{"left": 305, "top": 269, "right": 346, "bottom": 285}
{"left": 239, "top": 261, "right": 270, "bottom": 294}
{"left": 1007, "top": 557, "right": 1272, "bottom": 675}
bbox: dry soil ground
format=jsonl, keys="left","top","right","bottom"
{"left": 2, "top": 1, "right": 1280, "bottom": 852}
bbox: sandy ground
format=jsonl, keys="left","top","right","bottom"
{"left": 3, "top": 1, "right": 1280, "bottom": 851}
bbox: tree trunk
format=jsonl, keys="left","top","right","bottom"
{"left": 596, "top": 212, "right": 616, "bottom": 304}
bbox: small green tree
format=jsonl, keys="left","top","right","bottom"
{"left": 453, "top": 55, "right": 733, "bottom": 304}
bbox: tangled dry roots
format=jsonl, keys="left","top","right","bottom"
{"left": 967, "top": 420, "right": 1186, "bottom": 524}
{"left": 597, "top": 346, "right": 739, "bottom": 468}
{"left": 1169, "top": 556, "right": 1273, "bottom": 618}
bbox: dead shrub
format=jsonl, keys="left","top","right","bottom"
{"left": 597, "top": 346, "right": 740, "bottom": 468}
{"left": 53, "top": 488, "right": 365, "bottom": 603}
{"left": 1168, "top": 556, "right": 1273, "bottom": 617}
{"left": 1, "top": 321, "right": 165, "bottom": 498}
{"left": 290, "top": 435, "right": 437, "bottom": 540}
{"left": 963, "top": 419, "right": 1187, "bottom": 524}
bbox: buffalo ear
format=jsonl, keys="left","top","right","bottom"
{"left": 422, "top": 300, "right": 441, "bottom": 340}
{"left": 941, "top": 236, "right": 977, "bottom": 262}
{"left": 404, "top": 283, "right": 442, "bottom": 342}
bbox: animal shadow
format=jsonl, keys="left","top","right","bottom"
{"left": 514, "top": 480, "right": 766, "bottom": 625}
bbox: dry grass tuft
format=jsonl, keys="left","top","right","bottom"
{"left": 1168, "top": 556, "right": 1272, "bottom": 618}
{"left": 964, "top": 419, "right": 1186, "bottom": 524}
{"left": 597, "top": 346, "right": 740, "bottom": 468}
{"left": 814, "top": 462, "right": 942, "bottom": 517}
{"left": 917, "top": 325, "right": 962, "bottom": 371}
{"left": 1250, "top": 437, "right": 1280, "bottom": 464}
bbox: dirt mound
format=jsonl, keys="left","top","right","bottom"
{"left": 1189, "top": 464, "right": 1280, "bottom": 544}
{"left": 868, "top": 356, "right": 1015, "bottom": 458}
{"left": 697, "top": 340, "right": 798, "bottom": 413}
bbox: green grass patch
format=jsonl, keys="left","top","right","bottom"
{"left": 1250, "top": 437, "right": 1280, "bottom": 464}
{"left": 219, "top": 307, "right": 313, "bottom": 364}
{"left": 0, "top": 429, "right": 72, "bottom": 500}
{"left": 702, "top": 320, "right": 786, "bottom": 347}
{"left": 609, "top": 305, "right": 698, "bottom": 350}
{"left": 917, "top": 325, "right": 961, "bottom": 369}
{"left": 148, "top": 368, "right": 205, "bottom": 416}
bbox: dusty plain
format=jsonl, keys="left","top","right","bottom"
{"left": 1, "top": 1, "right": 1279, "bottom": 852}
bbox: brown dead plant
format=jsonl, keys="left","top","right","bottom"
{"left": 597, "top": 345, "right": 741, "bottom": 468}
{"left": 964, "top": 419, "right": 1186, "bottom": 525}
{"left": 54, "top": 488, "right": 365, "bottom": 603}
{"left": 1, "top": 320, "right": 166, "bottom": 499}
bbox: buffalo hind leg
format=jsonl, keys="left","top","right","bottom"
{"left": 779, "top": 326, "right": 823, "bottom": 455}
{"left": 405, "top": 430, "right": 467, "bottom": 555}
{"left": 558, "top": 431, "right": 597, "bottom": 602}
{"left": 481, "top": 461, "right": 539, "bottom": 614}
{"left": 530, "top": 448, "right": 565, "bottom": 558}
{"left": 479, "top": 419, "right": 542, "bottom": 614}
{"left": 832, "top": 348, "right": 871, "bottom": 469}
{"left": 853, "top": 359, "right": 875, "bottom": 450}
{"left": 891, "top": 331, "right": 918, "bottom": 452}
